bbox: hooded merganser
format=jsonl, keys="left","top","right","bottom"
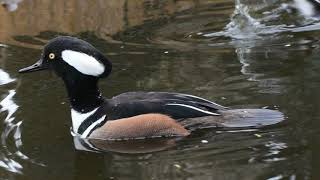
{"left": 18, "top": 36, "right": 284, "bottom": 144}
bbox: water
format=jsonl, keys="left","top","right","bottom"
{"left": 0, "top": 0, "right": 320, "bottom": 179}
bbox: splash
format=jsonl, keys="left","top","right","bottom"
{"left": 205, "top": 0, "right": 269, "bottom": 39}
{"left": 204, "top": 0, "right": 320, "bottom": 40}
{"left": 204, "top": 0, "right": 279, "bottom": 39}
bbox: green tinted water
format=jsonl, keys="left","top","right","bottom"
{"left": 0, "top": 0, "right": 319, "bottom": 179}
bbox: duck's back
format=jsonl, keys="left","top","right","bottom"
{"left": 106, "top": 91, "right": 227, "bottom": 120}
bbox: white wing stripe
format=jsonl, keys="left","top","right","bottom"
{"left": 178, "top": 93, "right": 227, "bottom": 108}
{"left": 166, "top": 103, "right": 220, "bottom": 116}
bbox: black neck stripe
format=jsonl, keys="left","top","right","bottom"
{"left": 86, "top": 118, "right": 108, "bottom": 137}
{"left": 77, "top": 109, "right": 107, "bottom": 135}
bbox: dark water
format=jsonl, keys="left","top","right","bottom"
{"left": 1, "top": 0, "right": 320, "bottom": 179}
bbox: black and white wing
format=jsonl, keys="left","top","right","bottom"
{"left": 107, "top": 92, "right": 228, "bottom": 120}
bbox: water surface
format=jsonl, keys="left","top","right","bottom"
{"left": 0, "top": 0, "right": 320, "bottom": 179}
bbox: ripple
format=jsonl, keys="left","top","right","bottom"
{"left": 0, "top": 69, "right": 43, "bottom": 175}
{"left": 0, "top": 89, "right": 24, "bottom": 174}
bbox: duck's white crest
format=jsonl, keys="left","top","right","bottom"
{"left": 61, "top": 50, "right": 105, "bottom": 76}
{"left": 71, "top": 108, "right": 98, "bottom": 133}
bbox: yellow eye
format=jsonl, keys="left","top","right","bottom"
{"left": 49, "top": 53, "right": 55, "bottom": 60}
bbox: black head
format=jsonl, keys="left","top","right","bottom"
{"left": 19, "top": 36, "right": 112, "bottom": 79}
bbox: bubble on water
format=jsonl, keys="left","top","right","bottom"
{"left": 201, "top": 140, "right": 208, "bottom": 144}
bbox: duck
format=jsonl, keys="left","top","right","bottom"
{"left": 18, "top": 36, "right": 284, "bottom": 150}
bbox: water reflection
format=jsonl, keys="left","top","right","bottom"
{"left": 0, "top": 85, "right": 46, "bottom": 177}
{"left": 0, "top": 0, "right": 318, "bottom": 179}
{"left": 0, "top": 0, "right": 209, "bottom": 46}
{"left": 0, "top": 89, "right": 22, "bottom": 173}
{"left": 236, "top": 47, "right": 263, "bottom": 82}
{"left": 0, "top": 69, "right": 15, "bottom": 85}
{"left": 73, "top": 131, "right": 287, "bottom": 180}
{"left": 263, "top": 141, "right": 287, "bottom": 162}
{"left": 0, "top": 46, "right": 42, "bottom": 176}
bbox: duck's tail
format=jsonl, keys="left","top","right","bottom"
{"left": 180, "top": 108, "right": 285, "bottom": 131}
